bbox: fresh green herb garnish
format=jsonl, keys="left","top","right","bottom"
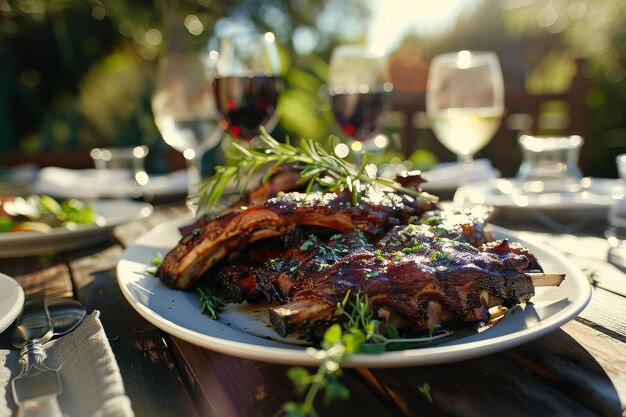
{"left": 418, "top": 382, "right": 433, "bottom": 403}
{"left": 430, "top": 250, "right": 452, "bottom": 262}
{"left": 283, "top": 341, "right": 349, "bottom": 417}
{"left": 145, "top": 254, "right": 163, "bottom": 276}
{"left": 300, "top": 234, "right": 318, "bottom": 252}
{"left": 197, "top": 128, "right": 437, "bottom": 213}
{"left": 285, "top": 291, "right": 448, "bottom": 415}
{"left": 582, "top": 268, "right": 599, "bottom": 286}
{"left": 196, "top": 287, "right": 224, "bottom": 320}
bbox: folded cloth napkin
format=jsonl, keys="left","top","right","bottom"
{"left": 421, "top": 159, "right": 500, "bottom": 190}
{"left": 34, "top": 166, "right": 189, "bottom": 199}
{"left": 0, "top": 311, "right": 135, "bottom": 417}
{"left": 34, "top": 166, "right": 135, "bottom": 199}
{"left": 140, "top": 169, "right": 188, "bottom": 197}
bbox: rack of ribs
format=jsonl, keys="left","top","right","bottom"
{"left": 155, "top": 184, "right": 563, "bottom": 341}
{"left": 156, "top": 189, "right": 438, "bottom": 290}
{"left": 257, "top": 223, "right": 540, "bottom": 338}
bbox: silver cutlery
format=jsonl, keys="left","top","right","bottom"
{"left": 10, "top": 293, "right": 86, "bottom": 417}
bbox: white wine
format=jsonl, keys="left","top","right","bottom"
{"left": 155, "top": 114, "right": 220, "bottom": 154}
{"left": 429, "top": 107, "right": 502, "bottom": 157}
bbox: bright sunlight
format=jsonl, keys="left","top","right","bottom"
{"left": 367, "top": 0, "right": 478, "bottom": 51}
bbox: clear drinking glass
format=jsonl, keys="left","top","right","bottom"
{"left": 516, "top": 135, "right": 584, "bottom": 193}
{"left": 426, "top": 50, "right": 504, "bottom": 179}
{"left": 213, "top": 32, "right": 283, "bottom": 144}
{"left": 90, "top": 146, "right": 149, "bottom": 198}
{"left": 328, "top": 45, "right": 393, "bottom": 156}
{"left": 152, "top": 49, "right": 222, "bottom": 206}
{"left": 606, "top": 153, "right": 626, "bottom": 270}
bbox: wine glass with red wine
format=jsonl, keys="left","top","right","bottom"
{"left": 213, "top": 32, "right": 283, "bottom": 144}
{"left": 328, "top": 45, "right": 393, "bottom": 156}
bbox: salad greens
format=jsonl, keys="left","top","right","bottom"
{"left": 0, "top": 194, "right": 96, "bottom": 233}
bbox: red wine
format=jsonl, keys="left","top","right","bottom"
{"left": 213, "top": 75, "right": 283, "bottom": 140}
{"left": 330, "top": 90, "right": 387, "bottom": 140}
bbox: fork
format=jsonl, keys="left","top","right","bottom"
{"left": 11, "top": 292, "right": 63, "bottom": 417}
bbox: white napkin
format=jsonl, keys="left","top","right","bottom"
{"left": 34, "top": 166, "right": 188, "bottom": 199}
{"left": 34, "top": 166, "right": 135, "bottom": 199}
{"left": 421, "top": 159, "right": 500, "bottom": 190}
{"left": 140, "top": 169, "right": 188, "bottom": 197}
{"left": 0, "top": 311, "right": 135, "bottom": 417}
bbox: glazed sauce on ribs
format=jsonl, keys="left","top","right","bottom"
{"left": 155, "top": 184, "right": 545, "bottom": 341}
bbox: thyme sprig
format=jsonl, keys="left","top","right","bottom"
{"left": 196, "top": 287, "right": 224, "bottom": 320}
{"left": 197, "top": 127, "right": 438, "bottom": 213}
{"left": 284, "top": 291, "right": 445, "bottom": 416}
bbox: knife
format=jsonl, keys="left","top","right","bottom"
{"left": 11, "top": 293, "right": 64, "bottom": 417}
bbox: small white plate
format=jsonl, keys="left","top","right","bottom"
{"left": 116, "top": 216, "right": 592, "bottom": 367}
{"left": 0, "top": 273, "right": 24, "bottom": 334}
{"left": 0, "top": 200, "right": 153, "bottom": 257}
{"left": 457, "top": 177, "right": 624, "bottom": 231}
{"left": 458, "top": 177, "right": 624, "bottom": 210}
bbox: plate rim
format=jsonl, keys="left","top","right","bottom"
{"left": 0, "top": 200, "right": 153, "bottom": 257}
{"left": 116, "top": 216, "right": 592, "bottom": 368}
{"left": 0, "top": 273, "right": 24, "bottom": 334}
{"left": 459, "top": 177, "right": 622, "bottom": 210}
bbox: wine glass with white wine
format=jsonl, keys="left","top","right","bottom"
{"left": 152, "top": 49, "right": 222, "bottom": 209}
{"left": 426, "top": 50, "right": 504, "bottom": 183}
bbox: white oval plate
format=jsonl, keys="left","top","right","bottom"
{"left": 0, "top": 200, "right": 153, "bottom": 258}
{"left": 116, "top": 216, "right": 592, "bottom": 367}
{"left": 0, "top": 273, "right": 24, "bottom": 334}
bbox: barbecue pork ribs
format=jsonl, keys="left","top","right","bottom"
{"left": 156, "top": 189, "right": 438, "bottom": 290}
{"left": 154, "top": 183, "right": 545, "bottom": 339}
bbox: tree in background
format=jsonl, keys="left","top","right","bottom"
{"left": 1, "top": 0, "right": 625, "bottom": 177}
{"left": 0, "top": 0, "right": 368, "bottom": 171}
{"left": 500, "top": 0, "right": 626, "bottom": 177}
{"left": 384, "top": 0, "right": 626, "bottom": 177}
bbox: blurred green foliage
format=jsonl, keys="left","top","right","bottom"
{"left": 0, "top": 0, "right": 368, "bottom": 172}
{"left": 1, "top": 0, "right": 625, "bottom": 178}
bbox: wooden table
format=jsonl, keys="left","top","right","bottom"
{"left": 1, "top": 202, "right": 625, "bottom": 417}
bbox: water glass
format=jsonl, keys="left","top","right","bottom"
{"left": 90, "top": 146, "right": 149, "bottom": 197}
{"left": 516, "top": 135, "right": 583, "bottom": 192}
{"left": 607, "top": 153, "right": 626, "bottom": 270}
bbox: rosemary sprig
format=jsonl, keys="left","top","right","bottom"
{"left": 197, "top": 127, "right": 438, "bottom": 213}
{"left": 196, "top": 287, "right": 224, "bottom": 320}
{"left": 284, "top": 291, "right": 443, "bottom": 416}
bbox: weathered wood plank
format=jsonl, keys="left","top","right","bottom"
{"left": 354, "top": 322, "right": 625, "bottom": 417}
{"left": 167, "top": 336, "right": 398, "bottom": 417}
{"left": 0, "top": 258, "right": 73, "bottom": 298}
{"left": 68, "top": 244, "right": 200, "bottom": 417}
{"left": 579, "top": 287, "right": 626, "bottom": 337}
{"left": 561, "top": 320, "right": 626, "bottom": 408}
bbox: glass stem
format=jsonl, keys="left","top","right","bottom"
{"left": 185, "top": 154, "right": 203, "bottom": 212}
{"left": 453, "top": 154, "right": 474, "bottom": 209}
{"left": 457, "top": 155, "right": 474, "bottom": 174}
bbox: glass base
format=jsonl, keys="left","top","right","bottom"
{"left": 608, "top": 247, "right": 626, "bottom": 272}
{"left": 606, "top": 225, "right": 626, "bottom": 271}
